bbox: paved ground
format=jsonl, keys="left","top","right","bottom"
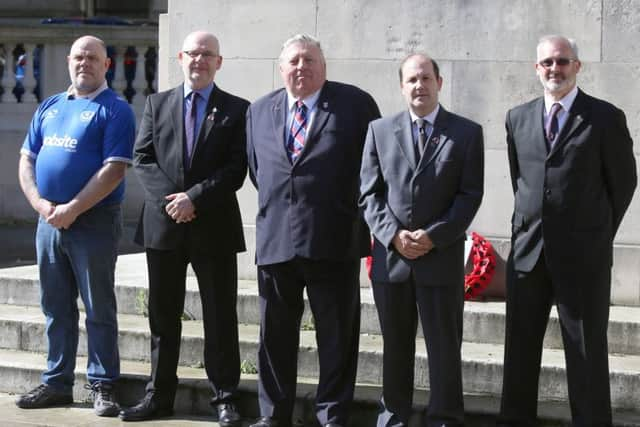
{"left": 0, "top": 392, "right": 256, "bottom": 426}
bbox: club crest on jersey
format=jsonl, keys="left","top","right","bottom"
{"left": 80, "top": 111, "right": 95, "bottom": 122}
{"left": 43, "top": 109, "right": 59, "bottom": 120}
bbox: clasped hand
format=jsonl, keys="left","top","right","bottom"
{"left": 165, "top": 192, "right": 196, "bottom": 223}
{"left": 392, "top": 229, "right": 434, "bottom": 259}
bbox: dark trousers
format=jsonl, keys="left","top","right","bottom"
{"left": 256, "top": 257, "right": 361, "bottom": 426}
{"left": 145, "top": 245, "right": 240, "bottom": 405}
{"left": 372, "top": 278, "right": 464, "bottom": 427}
{"left": 499, "top": 252, "right": 612, "bottom": 427}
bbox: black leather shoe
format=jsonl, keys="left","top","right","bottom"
{"left": 217, "top": 402, "right": 241, "bottom": 426}
{"left": 250, "top": 416, "right": 280, "bottom": 427}
{"left": 119, "top": 392, "right": 173, "bottom": 422}
{"left": 15, "top": 384, "right": 73, "bottom": 409}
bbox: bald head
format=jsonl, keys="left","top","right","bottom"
{"left": 182, "top": 31, "right": 220, "bottom": 55}
{"left": 178, "top": 31, "right": 223, "bottom": 90}
{"left": 69, "top": 35, "right": 107, "bottom": 57}
{"left": 67, "top": 35, "right": 110, "bottom": 96}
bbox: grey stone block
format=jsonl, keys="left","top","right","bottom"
{"left": 469, "top": 149, "right": 513, "bottom": 238}
{"left": 216, "top": 59, "right": 276, "bottom": 102}
{"left": 168, "top": 0, "right": 316, "bottom": 71}
{"left": 602, "top": 0, "right": 640, "bottom": 63}
{"left": 449, "top": 61, "right": 539, "bottom": 151}
{"left": 316, "top": 0, "right": 601, "bottom": 61}
{"left": 579, "top": 62, "right": 640, "bottom": 154}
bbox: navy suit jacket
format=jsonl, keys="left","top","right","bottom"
{"left": 134, "top": 85, "right": 249, "bottom": 254}
{"left": 507, "top": 89, "right": 636, "bottom": 284}
{"left": 359, "top": 107, "right": 484, "bottom": 285}
{"left": 247, "top": 80, "right": 381, "bottom": 266}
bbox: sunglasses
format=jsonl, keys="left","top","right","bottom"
{"left": 538, "top": 57, "right": 576, "bottom": 68}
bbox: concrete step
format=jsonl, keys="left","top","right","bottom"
{"left": 0, "top": 348, "right": 639, "bottom": 427}
{"left": 1, "top": 304, "right": 639, "bottom": 412}
{"left": 1, "top": 256, "right": 639, "bottom": 356}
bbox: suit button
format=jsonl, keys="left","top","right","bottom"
{"left": 545, "top": 188, "right": 551, "bottom": 196}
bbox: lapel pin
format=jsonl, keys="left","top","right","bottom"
{"left": 323, "top": 101, "right": 328, "bottom": 109}
{"left": 221, "top": 116, "right": 229, "bottom": 125}
{"left": 430, "top": 136, "right": 439, "bottom": 145}
{"left": 207, "top": 107, "right": 217, "bottom": 121}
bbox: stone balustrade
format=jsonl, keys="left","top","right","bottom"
{"left": 0, "top": 19, "right": 158, "bottom": 106}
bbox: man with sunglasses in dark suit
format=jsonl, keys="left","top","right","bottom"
{"left": 498, "top": 35, "right": 636, "bottom": 426}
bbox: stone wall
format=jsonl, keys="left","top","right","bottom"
{"left": 160, "top": 0, "right": 640, "bottom": 303}
{"left": 162, "top": 0, "right": 639, "bottom": 240}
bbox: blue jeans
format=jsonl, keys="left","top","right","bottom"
{"left": 36, "top": 204, "right": 122, "bottom": 392}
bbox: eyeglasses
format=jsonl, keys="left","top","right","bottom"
{"left": 538, "top": 57, "right": 576, "bottom": 68}
{"left": 182, "top": 50, "right": 218, "bottom": 59}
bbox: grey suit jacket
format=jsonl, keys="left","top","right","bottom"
{"left": 359, "top": 107, "right": 484, "bottom": 285}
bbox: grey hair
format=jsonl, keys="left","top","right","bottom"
{"left": 537, "top": 35, "right": 579, "bottom": 59}
{"left": 279, "top": 34, "right": 325, "bottom": 62}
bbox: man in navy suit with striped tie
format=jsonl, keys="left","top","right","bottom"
{"left": 246, "top": 34, "right": 380, "bottom": 427}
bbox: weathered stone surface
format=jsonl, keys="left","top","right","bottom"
{"left": 578, "top": 62, "right": 640, "bottom": 150}
{"left": 316, "top": 0, "right": 601, "bottom": 61}
{"left": 168, "top": 0, "right": 316, "bottom": 67}
{"left": 469, "top": 148, "right": 513, "bottom": 237}
{"left": 612, "top": 245, "right": 640, "bottom": 306}
{"left": 449, "top": 61, "right": 539, "bottom": 151}
{"left": 216, "top": 59, "right": 276, "bottom": 102}
{"left": 603, "top": 0, "right": 640, "bottom": 62}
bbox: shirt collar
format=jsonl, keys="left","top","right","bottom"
{"left": 544, "top": 85, "right": 578, "bottom": 114}
{"left": 409, "top": 103, "right": 440, "bottom": 126}
{"left": 184, "top": 82, "right": 215, "bottom": 102}
{"left": 66, "top": 81, "right": 108, "bottom": 100}
{"left": 286, "top": 89, "right": 321, "bottom": 112}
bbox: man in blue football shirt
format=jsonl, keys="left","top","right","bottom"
{"left": 16, "top": 35, "right": 135, "bottom": 417}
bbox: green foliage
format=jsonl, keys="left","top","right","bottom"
{"left": 240, "top": 359, "right": 258, "bottom": 374}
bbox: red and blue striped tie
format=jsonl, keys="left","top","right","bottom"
{"left": 287, "top": 101, "right": 308, "bottom": 162}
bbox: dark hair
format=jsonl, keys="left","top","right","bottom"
{"left": 398, "top": 54, "right": 440, "bottom": 81}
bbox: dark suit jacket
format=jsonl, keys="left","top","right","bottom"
{"left": 134, "top": 84, "right": 249, "bottom": 254}
{"left": 360, "top": 107, "right": 484, "bottom": 286}
{"left": 507, "top": 88, "right": 636, "bottom": 282}
{"left": 246, "top": 80, "right": 381, "bottom": 266}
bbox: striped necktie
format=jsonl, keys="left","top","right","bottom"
{"left": 287, "top": 101, "right": 308, "bottom": 162}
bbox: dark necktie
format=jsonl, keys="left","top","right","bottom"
{"left": 545, "top": 102, "right": 562, "bottom": 149}
{"left": 185, "top": 91, "right": 199, "bottom": 166}
{"left": 416, "top": 118, "right": 427, "bottom": 155}
{"left": 287, "top": 101, "right": 308, "bottom": 162}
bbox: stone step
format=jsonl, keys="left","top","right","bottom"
{"left": 1, "top": 304, "right": 639, "bottom": 412}
{"left": 1, "top": 259, "right": 639, "bottom": 356}
{"left": 0, "top": 348, "right": 639, "bottom": 427}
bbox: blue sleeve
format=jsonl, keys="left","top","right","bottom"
{"left": 103, "top": 98, "right": 136, "bottom": 164}
{"left": 21, "top": 102, "right": 47, "bottom": 159}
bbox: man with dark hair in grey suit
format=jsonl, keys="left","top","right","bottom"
{"left": 360, "top": 53, "right": 484, "bottom": 426}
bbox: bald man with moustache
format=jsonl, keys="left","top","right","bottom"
{"left": 16, "top": 35, "right": 136, "bottom": 417}
{"left": 119, "top": 31, "right": 248, "bottom": 425}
